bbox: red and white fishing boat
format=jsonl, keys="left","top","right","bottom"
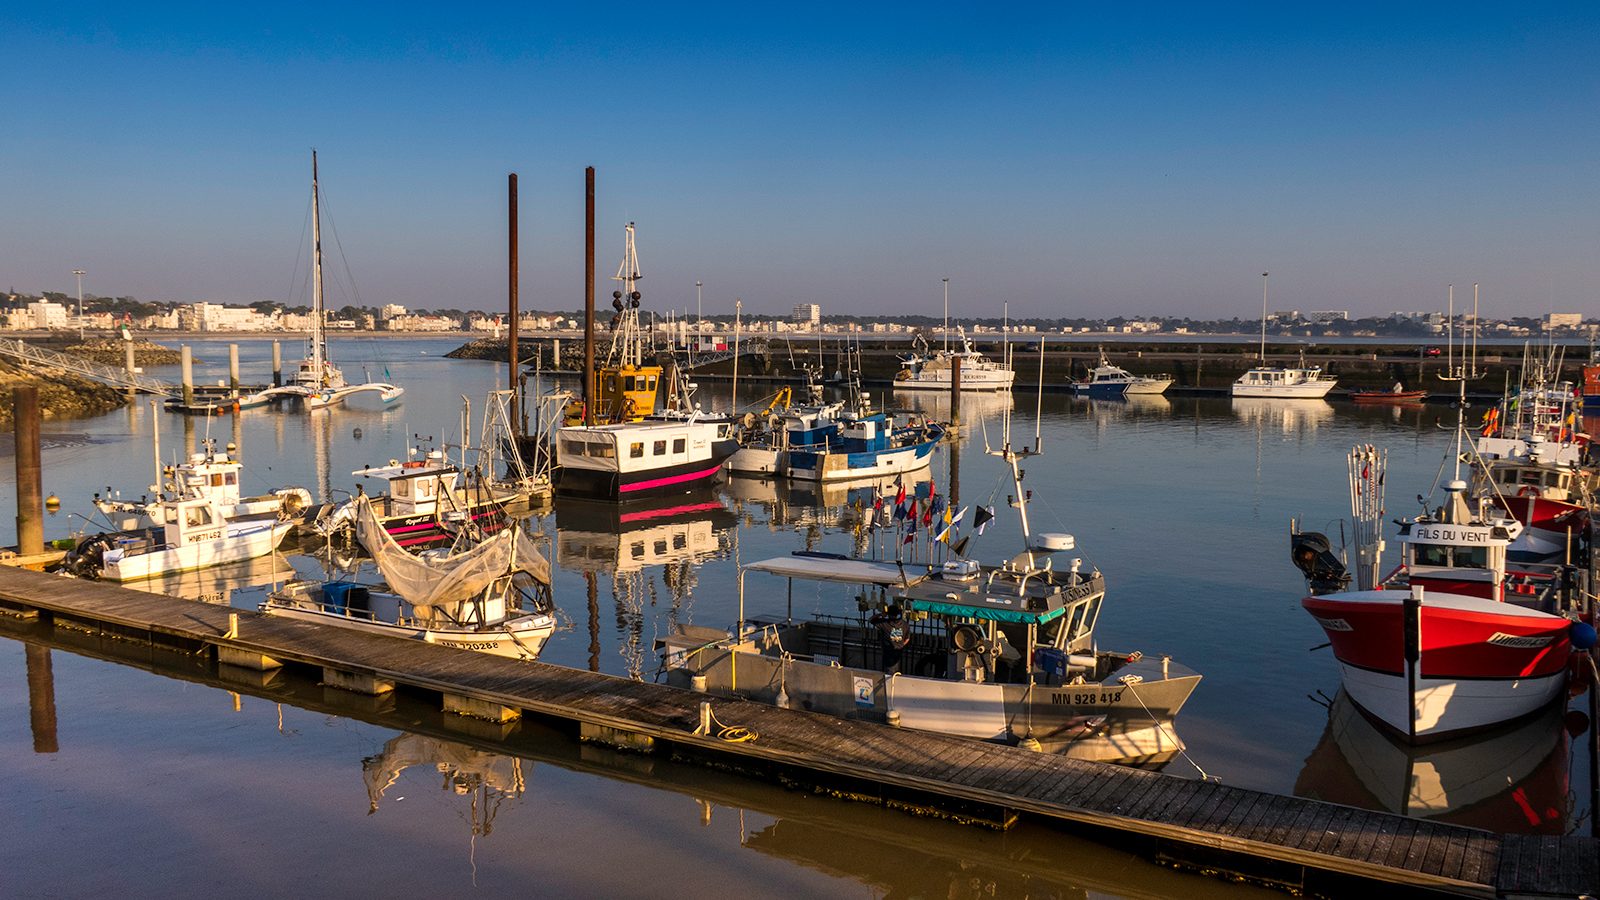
{"left": 1298, "top": 479, "right": 1575, "bottom": 740}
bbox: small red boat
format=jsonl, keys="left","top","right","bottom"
{"left": 1350, "top": 386, "right": 1428, "bottom": 404}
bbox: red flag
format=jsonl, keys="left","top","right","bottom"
{"left": 895, "top": 481, "right": 906, "bottom": 508}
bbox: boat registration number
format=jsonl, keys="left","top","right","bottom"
{"left": 1050, "top": 687, "right": 1124, "bottom": 706}
{"left": 438, "top": 640, "right": 500, "bottom": 652}
{"left": 186, "top": 530, "right": 224, "bottom": 544}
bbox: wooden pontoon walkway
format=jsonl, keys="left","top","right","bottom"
{"left": 0, "top": 567, "right": 1593, "bottom": 898}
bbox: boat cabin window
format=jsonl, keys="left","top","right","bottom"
{"left": 395, "top": 479, "right": 411, "bottom": 499}
{"left": 211, "top": 474, "right": 224, "bottom": 487}
{"left": 164, "top": 506, "right": 179, "bottom": 525}
{"left": 185, "top": 506, "right": 213, "bottom": 527}
{"left": 653, "top": 440, "right": 667, "bottom": 455}
{"left": 673, "top": 438, "right": 686, "bottom": 453}
{"left": 1410, "top": 543, "right": 1487, "bottom": 568}
{"left": 646, "top": 375, "right": 657, "bottom": 391}
{"left": 623, "top": 376, "right": 636, "bottom": 391}
{"left": 225, "top": 472, "right": 237, "bottom": 486}
{"left": 629, "top": 442, "right": 644, "bottom": 459}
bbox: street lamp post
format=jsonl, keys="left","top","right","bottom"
{"left": 1259, "top": 271, "right": 1269, "bottom": 363}
{"left": 72, "top": 269, "right": 87, "bottom": 340}
{"left": 942, "top": 277, "right": 950, "bottom": 353}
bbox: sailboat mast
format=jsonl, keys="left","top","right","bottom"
{"left": 310, "top": 151, "right": 326, "bottom": 381}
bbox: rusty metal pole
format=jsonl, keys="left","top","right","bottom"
{"left": 508, "top": 173, "right": 520, "bottom": 433}
{"left": 584, "top": 166, "right": 596, "bottom": 426}
{"left": 25, "top": 643, "right": 58, "bottom": 753}
{"left": 14, "top": 386, "right": 44, "bottom": 556}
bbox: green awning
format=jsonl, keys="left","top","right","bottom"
{"left": 905, "top": 598, "right": 1067, "bottom": 625}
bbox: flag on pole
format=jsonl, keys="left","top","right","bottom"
{"left": 936, "top": 506, "right": 965, "bottom": 543}
{"left": 973, "top": 505, "right": 995, "bottom": 536}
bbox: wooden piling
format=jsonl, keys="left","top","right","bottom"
{"left": 271, "top": 340, "right": 282, "bottom": 387}
{"left": 180, "top": 345, "right": 194, "bottom": 407}
{"left": 25, "top": 643, "right": 57, "bottom": 753}
{"left": 13, "top": 386, "right": 43, "bottom": 556}
{"left": 228, "top": 343, "right": 240, "bottom": 393}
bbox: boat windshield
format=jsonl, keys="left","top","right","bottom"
{"left": 1411, "top": 543, "right": 1487, "bottom": 568}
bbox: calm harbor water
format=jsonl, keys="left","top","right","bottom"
{"left": 2, "top": 336, "right": 1591, "bottom": 897}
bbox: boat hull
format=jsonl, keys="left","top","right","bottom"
{"left": 1122, "top": 379, "right": 1172, "bottom": 395}
{"left": 786, "top": 433, "right": 940, "bottom": 482}
{"left": 724, "top": 445, "right": 784, "bottom": 476}
{"left": 1069, "top": 382, "right": 1130, "bottom": 398}
{"left": 103, "top": 521, "right": 293, "bottom": 581}
{"left": 1232, "top": 381, "right": 1337, "bottom": 399}
{"left": 1489, "top": 494, "right": 1587, "bottom": 564}
{"left": 895, "top": 369, "right": 1015, "bottom": 391}
{"left": 262, "top": 604, "right": 556, "bottom": 660}
{"left": 1302, "top": 589, "right": 1572, "bottom": 740}
{"left": 556, "top": 456, "right": 728, "bottom": 501}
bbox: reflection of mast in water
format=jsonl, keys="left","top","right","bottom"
{"left": 310, "top": 408, "right": 332, "bottom": 503}
{"left": 586, "top": 570, "right": 600, "bottom": 673}
{"left": 25, "top": 644, "right": 58, "bottom": 753}
{"left": 612, "top": 570, "right": 647, "bottom": 681}
{"left": 661, "top": 558, "right": 698, "bottom": 630}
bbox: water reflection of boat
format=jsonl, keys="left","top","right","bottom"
{"left": 1293, "top": 691, "right": 1573, "bottom": 834}
{"left": 120, "top": 553, "right": 296, "bottom": 605}
{"left": 553, "top": 495, "right": 735, "bottom": 574}
{"left": 723, "top": 470, "right": 932, "bottom": 531}
{"left": 1230, "top": 397, "right": 1334, "bottom": 431}
{"left": 362, "top": 732, "right": 526, "bottom": 835}
{"left": 892, "top": 388, "right": 1014, "bottom": 429}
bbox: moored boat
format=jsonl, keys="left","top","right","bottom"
{"left": 1349, "top": 384, "right": 1427, "bottom": 404}
{"left": 785, "top": 411, "right": 943, "bottom": 482}
{"left": 263, "top": 496, "right": 556, "bottom": 659}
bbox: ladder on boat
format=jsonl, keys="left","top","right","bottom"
{"left": 0, "top": 338, "right": 175, "bottom": 396}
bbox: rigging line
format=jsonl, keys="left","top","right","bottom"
{"left": 284, "top": 191, "right": 313, "bottom": 310}
{"left": 318, "top": 186, "right": 367, "bottom": 309}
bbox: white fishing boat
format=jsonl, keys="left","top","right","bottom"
{"left": 661, "top": 406, "right": 1201, "bottom": 765}
{"left": 263, "top": 497, "right": 557, "bottom": 660}
{"left": 67, "top": 497, "right": 293, "bottom": 582}
{"left": 724, "top": 388, "right": 847, "bottom": 477}
{"left": 555, "top": 418, "right": 735, "bottom": 501}
{"left": 94, "top": 440, "right": 312, "bottom": 530}
{"left": 319, "top": 449, "right": 522, "bottom": 549}
{"left": 895, "top": 329, "right": 1014, "bottom": 391}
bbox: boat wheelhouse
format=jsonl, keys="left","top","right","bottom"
{"left": 785, "top": 412, "right": 943, "bottom": 482}
{"left": 554, "top": 419, "right": 734, "bottom": 501}
{"left": 1232, "top": 365, "right": 1337, "bottom": 398}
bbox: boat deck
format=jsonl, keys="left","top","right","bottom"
{"left": 0, "top": 566, "right": 1593, "bottom": 899}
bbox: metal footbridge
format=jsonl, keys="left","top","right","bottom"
{"left": 0, "top": 338, "right": 175, "bottom": 396}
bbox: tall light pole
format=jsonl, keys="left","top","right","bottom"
{"left": 942, "top": 277, "right": 950, "bottom": 353}
{"left": 695, "top": 281, "right": 702, "bottom": 329}
{"left": 1259, "top": 271, "right": 1269, "bottom": 363}
{"left": 72, "top": 269, "right": 87, "bottom": 340}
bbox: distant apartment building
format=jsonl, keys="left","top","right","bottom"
{"left": 380, "top": 303, "right": 407, "bottom": 321}
{"left": 386, "top": 314, "right": 460, "bottom": 332}
{"left": 27, "top": 300, "right": 69, "bottom": 329}
{"left": 1269, "top": 309, "right": 1302, "bottom": 322}
{"left": 792, "top": 303, "right": 821, "bottom": 328}
{"left": 1545, "top": 312, "right": 1583, "bottom": 329}
{"left": 1308, "top": 310, "right": 1350, "bottom": 324}
{"left": 183, "top": 302, "right": 278, "bottom": 331}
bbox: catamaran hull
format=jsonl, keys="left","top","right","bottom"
{"left": 262, "top": 606, "right": 556, "bottom": 660}
{"left": 1302, "top": 590, "right": 1573, "bottom": 740}
{"left": 102, "top": 521, "right": 293, "bottom": 582}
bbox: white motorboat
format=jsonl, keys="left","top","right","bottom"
{"left": 1233, "top": 273, "right": 1336, "bottom": 398}
{"left": 264, "top": 497, "right": 557, "bottom": 660}
{"left": 68, "top": 500, "right": 293, "bottom": 582}
{"left": 94, "top": 440, "right": 312, "bottom": 530}
{"left": 1069, "top": 351, "right": 1174, "bottom": 397}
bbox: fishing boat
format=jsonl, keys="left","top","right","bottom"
{"left": 263, "top": 497, "right": 556, "bottom": 660}
{"left": 319, "top": 450, "right": 520, "bottom": 549}
{"left": 94, "top": 440, "right": 312, "bottom": 530}
{"left": 660, "top": 410, "right": 1201, "bottom": 765}
{"left": 1069, "top": 350, "right": 1174, "bottom": 397}
{"left": 1291, "top": 409, "right": 1588, "bottom": 740}
{"left": 724, "top": 387, "right": 847, "bottom": 477}
{"left": 1349, "top": 384, "right": 1428, "bottom": 404}
{"left": 1473, "top": 360, "right": 1595, "bottom": 564}
{"left": 554, "top": 417, "right": 735, "bottom": 501}
{"left": 894, "top": 329, "right": 1015, "bottom": 392}
{"left": 259, "top": 151, "right": 403, "bottom": 411}
{"left": 564, "top": 222, "right": 662, "bottom": 426}
{"left": 65, "top": 496, "right": 293, "bottom": 582}
{"left": 785, "top": 411, "right": 944, "bottom": 483}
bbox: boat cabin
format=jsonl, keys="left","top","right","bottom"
{"left": 565, "top": 363, "right": 662, "bottom": 425}
{"left": 353, "top": 453, "right": 464, "bottom": 517}
{"left": 557, "top": 421, "right": 715, "bottom": 475}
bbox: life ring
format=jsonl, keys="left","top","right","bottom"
{"left": 1517, "top": 486, "right": 1539, "bottom": 499}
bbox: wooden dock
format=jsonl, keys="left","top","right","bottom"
{"left": 1, "top": 566, "right": 1594, "bottom": 899}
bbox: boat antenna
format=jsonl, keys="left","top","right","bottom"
{"left": 942, "top": 277, "right": 950, "bottom": 355}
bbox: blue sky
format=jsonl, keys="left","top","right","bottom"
{"left": 2, "top": 3, "right": 1596, "bottom": 318}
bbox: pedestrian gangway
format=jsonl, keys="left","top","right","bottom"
{"left": 0, "top": 338, "right": 175, "bottom": 396}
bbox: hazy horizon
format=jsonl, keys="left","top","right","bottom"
{"left": 4, "top": 4, "right": 1597, "bottom": 319}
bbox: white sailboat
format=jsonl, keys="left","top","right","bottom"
{"left": 259, "top": 151, "right": 404, "bottom": 411}
{"left": 1231, "top": 272, "right": 1336, "bottom": 399}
